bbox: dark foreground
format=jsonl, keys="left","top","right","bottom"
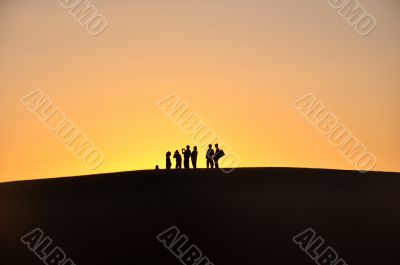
{"left": 0, "top": 168, "right": 399, "bottom": 265}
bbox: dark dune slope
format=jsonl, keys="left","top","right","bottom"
{"left": 0, "top": 168, "right": 399, "bottom": 265}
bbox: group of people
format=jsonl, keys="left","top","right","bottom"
{"left": 164, "top": 144, "right": 225, "bottom": 169}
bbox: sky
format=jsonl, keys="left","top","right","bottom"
{"left": 0, "top": 0, "right": 399, "bottom": 182}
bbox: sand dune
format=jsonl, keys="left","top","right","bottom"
{"left": 0, "top": 168, "right": 399, "bottom": 265}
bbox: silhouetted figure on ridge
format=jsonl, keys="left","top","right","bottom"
{"left": 166, "top": 151, "right": 172, "bottom": 169}
{"left": 206, "top": 144, "right": 214, "bottom": 168}
{"left": 191, "top": 146, "right": 198, "bottom": 169}
{"left": 182, "top": 145, "right": 191, "bottom": 169}
{"left": 173, "top": 150, "right": 182, "bottom": 169}
{"left": 213, "top": 143, "right": 225, "bottom": 168}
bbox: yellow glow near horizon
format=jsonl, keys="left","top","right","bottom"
{"left": 0, "top": 0, "right": 399, "bottom": 182}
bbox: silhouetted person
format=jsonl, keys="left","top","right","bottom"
{"left": 206, "top": 144, "right": 214, "bottom": 168}
{"left": 213, "top": 143, "right": 225, "bottom": 168}
{"left": 173, "top": 150, "right": 182, "bottom": 169}
{"left": 191, "top": 146, "right": 198, "bottom": 169}
{"left": 166, "top": 151, "right": 172, "bottom": 169}
{"left": 155, "top": 165, "right": 159, "bottom": 170}
{"left": 182, "top": 145, "right": 191, "bottom": 169}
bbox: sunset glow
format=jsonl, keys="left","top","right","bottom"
{"left": 1, "top": 0, "right": 399, "bottom": 182}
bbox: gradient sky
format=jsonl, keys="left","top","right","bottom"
{"left": 1, "top": 0, "right": 399, "bottom": 182}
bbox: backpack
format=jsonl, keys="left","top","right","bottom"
{"left": 215, "top": 149, "right": 225, "bottom": 160}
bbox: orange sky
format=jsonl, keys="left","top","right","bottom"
{"left": 0, "top": 0, "right": 399, "bottom": 182}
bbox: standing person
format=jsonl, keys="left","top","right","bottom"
{"left": 191, "top": 146, "right": 198, "bottom": 169}
{"left": 213, "top": 143, "right": 224, "bottom": 168}
{"left": 206, "top": 144, "right": 214, "bottom": 168}
{"left": 166, "top": 151, "right": 172, "bottom": 169}
{"left": 173, "top": 150, "right": 182, "bottom": 169}
{"left": 182, "top": 145, "right": 191, "bottom": 169}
